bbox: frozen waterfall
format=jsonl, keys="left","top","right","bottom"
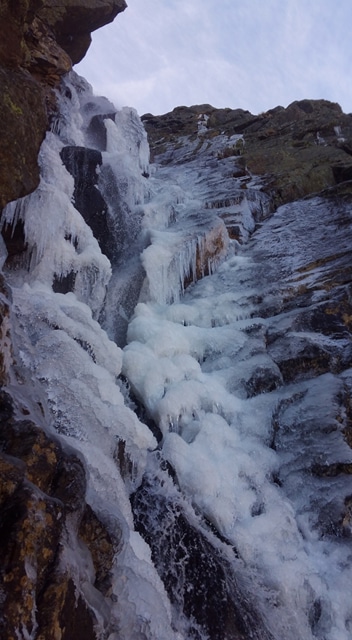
{"left": 3, "top": 71, "right": 352, "bottom": 640}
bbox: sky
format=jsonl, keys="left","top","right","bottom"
{"left": 76, "top": 0, "right": 352, "bottom": 118}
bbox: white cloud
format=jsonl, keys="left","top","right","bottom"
{"left": 77, "top": 0, "right": 352, "bottom": 116}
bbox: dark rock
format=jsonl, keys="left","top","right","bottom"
{"left": 0, "top": 400, "right": 119, "bottom": 639}
{"left": 311, "top": 462, "right": 352, "bottom": 477}
{"left": 86, "top": 113, "right": 116, "bottom": 151}
{"left": 2, "top": 219, "right": 28, "bottom": 263}
{"left": 244, "top": 364, "right": 283, "bottom": 397}
{"left": 132, "top": 470, "right": 274, "bottom": 640}
{"left": 52, "top": 270, "right": 77, "bottom": 293}
{"left": 341, "top": 379, "right": 352, "bottom": 449}
{"left": 0, "top": 283, "right": 12, "bottom": 387}
{"left": 0, "top": 0, "right": 127, "bottom": 210}
{"left": 0, "top": 0, "right": 41, "bottom": 68}
{"left": 38, "top": 0, "right": 127, "bottom": 64}
{"left": 60, "top": 145, "right": 117, "bottom": 260}
{"left": 332, "top": 164, "right": 352, "bottom": 183}
{"left": 60, "top": 144, "right": 103, "bottom": 185}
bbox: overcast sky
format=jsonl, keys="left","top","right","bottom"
{"left": 76, "top": 0, "right": 352, "bottom": 117}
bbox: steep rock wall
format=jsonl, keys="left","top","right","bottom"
{"left": 0, "top": 0, "right": 126, "bottom": 208}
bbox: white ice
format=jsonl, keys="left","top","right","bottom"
{"left": 3, "top": 68, "right": 352, "bottom": 640}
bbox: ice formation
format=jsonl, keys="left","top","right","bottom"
{"left": 3, "top": 70, "right": 352, "bottom": 639}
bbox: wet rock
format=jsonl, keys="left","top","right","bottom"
{"left": 268, "top": 333, "right": 339, "bottom": 382}
{"left": 311, "top": 461, "right": 352, "bottom": 477}
{"left": 0, "top": 458, "right": 65, "bottom": 638}
{"left": 292, "top": 298, "right": 352, "bottom": 339}
{"left": 86, "top": 112, "right": 117, "bottom": 151}
{"left": 132, "top": 470, "right": 274, "bottom": 640}
{"left": 340, "top": 495, "right": 352, "bottom": 537}
{"left": 341, "top": 377, "right": 352, "bottom": 449}
{"left": 194, "top": 219, "right": 229, "bottom": 281}
{"left": 36, "top": 577, "right": 98, "bottom": 640}
{"left": 79, "top": 504, "right": 122, "bottom": 595}
{"left": 0, "top": 278, "right": 12, "bottom": 386}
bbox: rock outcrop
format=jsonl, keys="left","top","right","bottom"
{"left": 142, "top": 99, "right": 352, "bottom": 207}
{"left": 36, "top": 0, "right": 127, "bottom": 66}
{"left": 0, "top": 0, "right": 126, "bottom": 208}
{"left": 0, "top": 391, "right": 122, "bottom": 640}
{"left": 2, "top": 2, "right": 352, "bottom": 638}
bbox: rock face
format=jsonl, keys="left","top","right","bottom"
{"left": 0, "top": 0, "right": 126, "bottom": 208}
{"left": 130, "top": 102, "right": 352, "bottom": 638}
{"left": 142, "top": 99, "right": 352, "bottom": 207}
{"left": 143, "top": 103, "right": 352, "bottom": 404}
{"left": 0, "top": 391, "right": 121, "bottom": 640}
{"left": 132, "top": 472, "right": 273, "bottom": 640}
{"left": 60, "top": 146, "right": 117, "bottom": 261}
{"left": 37, "top": 0, "right": 127, "bottom": 65}
{"left": 0, "top": 2, "right": 127, "bottom": 637}
{"left": 2, "top": 3, "right": 352, "bottom": 638}
{"left": 0, "top": 67, "right": 48, "bottom": 208}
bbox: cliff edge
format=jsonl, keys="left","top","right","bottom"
{"left": 0, "top": 0, "right": 126, "bottom": 208}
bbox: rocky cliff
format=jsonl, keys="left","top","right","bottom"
{"left": 0, "top": 0, "right": 126, "bottom": 208}
{"left": 0, "top": 3, "right": 127, "bottom": 639}
{"left": 143, "top": 99, "right": 352, "bottom": 208}
{"left": 2, "top": 3, "right": 352, "bottom": 640}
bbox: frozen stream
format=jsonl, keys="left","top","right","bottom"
{"left": 124, "top": 138, "right": 352, "bottom": 639}
{"left": 2, "top": 73, "right": 352, "bottom": 639}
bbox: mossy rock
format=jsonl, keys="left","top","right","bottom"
{"left": 0, "top": 68, "right": 47, "bottom": 208}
